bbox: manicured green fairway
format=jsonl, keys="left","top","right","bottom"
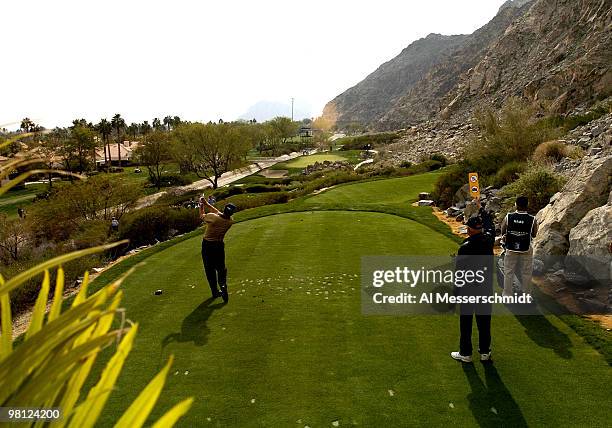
{"left": 91, "top": 174, "right": 611, "bottom": 427}
{"left": 284, "top": 153, "right": 348, "bottom": 168}
{"left": 0, "top": 183, "right": 46, "bottom": 217}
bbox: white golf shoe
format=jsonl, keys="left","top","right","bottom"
{"left": 480, "top": 352, "right": 492, "bottom": 361}
{"left": 450, "top": 352, "right": 472, "bottom": 363}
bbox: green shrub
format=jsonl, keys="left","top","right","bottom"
{"left": 168, "top": 208, "right": 202, "bottom": 235}
{"left": 72, "top": 220, "right": 110, "bottom": 249}
{"left": 419, "top": 159, "right": 444, "bottom": 171}
{"left": 224, "top": 191, "right": 290, "bottom": 211}
{"left": 120, "top": 207, "right": 202, "bottom": 248}
{"left": 212, "top": 185, "right": 246, "bottom": 200}
{"left": 492, "top": 161, "right": 526, "bottom": 188}
{"left": 153, "top": 173, "right": 193, "bottom": 187}
{"left": 429, "top": 153, "right": 448, "bottom": 166}
{"left": 155, "top": 189, "right": 203, "bottom": 207}
{"left": 120, "top": 207, "right": 172, "bottom": 247}
{"left": 399, "top": 161, "right": 413, "bottom": 168}
{"left": 500, "top": 166, "right": 566, "bottom": 214}
{"left": 432, "top": 164, "right": 470, "bottom": 208}
{"left": 244, "top": 184, "right": 283, "bottom": 193}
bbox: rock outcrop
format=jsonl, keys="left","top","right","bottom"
{"left": 567, "top": 192, "right": 612, "bottom": 279}
{"left": 533, "top": 155, "right": 611, "bottom": 262}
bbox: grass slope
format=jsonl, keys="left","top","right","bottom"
{"left": 88, "top": 172, "right": 611, "bottom": 427}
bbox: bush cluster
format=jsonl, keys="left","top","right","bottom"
{"left": 500, "top": 165, "right": 566, "bottom": 215}
{"left": 119, "top": 207, "right": 201, "bottom": 248}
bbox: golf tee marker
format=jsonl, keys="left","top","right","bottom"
{"left": 468, "top": 172, "right": 480, "bottom": 199}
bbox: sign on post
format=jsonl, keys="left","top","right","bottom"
{"left": 468, "top": 172, "right": 480, "bottom": 199}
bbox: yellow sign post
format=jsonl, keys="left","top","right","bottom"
{"left": 468, "top": 172, "right": 480, "bottom": 199}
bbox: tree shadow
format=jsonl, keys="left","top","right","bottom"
{"left": 462, "top": 363, "right": 528, "bottom": 428}
{"left": 162, "top": 297, "right": 226, "bottom": 348}
{"left": 514, "top": 313, "right": 573, "bottom": 359}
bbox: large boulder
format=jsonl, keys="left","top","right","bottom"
{"left": 566, "top": 192, "right": 612, "bottom": 280}
{"left": 533, "top": 156, "right": 611, "bottom": 260}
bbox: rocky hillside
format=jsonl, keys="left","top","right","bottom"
{"left": 438, "top": 0, "right": 612, "bottom": 123}
{"left": 323, "top": 0, "right": 612, "bottom": 130}
{"left": 322, "top": 33, "right": 468, "bottom": 127}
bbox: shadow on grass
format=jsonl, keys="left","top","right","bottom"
{"left": 514, "top": 314, "right": 573, "bottom": 359}
{"left": 463, "top": 363, "right": 528, "bottom": 427}
{"left": 162, "top": 297, "right": 226, "bottom": 347}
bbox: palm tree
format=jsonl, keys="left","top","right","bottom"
{"left": 20, "top": 117, "right": 34, "bottom": 133}
{"left": 111, "top": 113, "right": 126, "bottom": 166}
{"left": 96, "top": 119, "right": 112, "bottom": 167}
{"left": 127, "top": 122, "right": 139, "bottom": 140}
{"left": 141, "top": 121, "right": 152, "bottom": 141}
{"left": 152, "top": 117, "right": 162, "bottom": 130}
{"left": 163, "top": 116, "right": 172, "bottom": 131}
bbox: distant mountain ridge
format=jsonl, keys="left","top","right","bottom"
{"left": 323, "top": 0, "right": 612, "bottom": 129}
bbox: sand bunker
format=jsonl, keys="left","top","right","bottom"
{"left": 259, "top": 169, "right": 288, "bottom": 178}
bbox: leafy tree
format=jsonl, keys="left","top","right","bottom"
{"left": 64, "top": 125, "right": 97, "bottom": 173}
{"left": 111, "top": 113, "right": 126, "bottom": 165}
{"left": 268, "top": 116, "right": 298, "bottom": 144}
{"left": 172, "top": 122, "right": 251, "bottom": 188}
{"left": 29, "top": 175, "right": 143, "bottom": 241}
{"left": 134, "top": 130, "right": 172, "bottom": 189}
{"left": 0, "top": 214, "right": 29, "bottom": 262}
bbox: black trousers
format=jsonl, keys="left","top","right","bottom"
{"left": 459, "top": 310, "right": 491, "bottom": 356}
{"left": 201, "top": 239, "right": 227, "bottom": 295}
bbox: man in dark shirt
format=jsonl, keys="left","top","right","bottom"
{"left": 451, "top": 211, "right": 495, "bottom": 363}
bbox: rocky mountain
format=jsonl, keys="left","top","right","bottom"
{"left": 322, "top": 33, "right": 468, "bottom": 127}
{"left": 323, "top": 0, "right": 612, "bottom": 130}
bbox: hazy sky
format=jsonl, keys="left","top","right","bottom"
{"left": 1, "top": 0, "right": 508, "bottom": 129}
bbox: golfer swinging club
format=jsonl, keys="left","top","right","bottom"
{"left": 199, "top": 195, "right": 237, "bottom": 302}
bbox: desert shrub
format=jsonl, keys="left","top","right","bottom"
{"left": 471, "top": 97, "right": 560, "bottom": 166}
{"left": 500, "top": 165, "right": 566, "bottom": 214}
{"left": 72, "top": 220, "right": 110, "bottom": 249}
{"left": 419, "top": 159, "right": 444, "bottom": 171}
{"left": 432, "top": 163, "right": 470, "bottom": 208}
{"left": 429, "top": 153, "right": 448, "bottom": 166}
{"left": 533, "top": 140, "right": 584, "bottom": 163}
{"left": 492, "top": 161, "right": 526, "bottom": 188}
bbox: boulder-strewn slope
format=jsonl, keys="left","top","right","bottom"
{"left": 438, "top": 0, "right": 612, "bottom": 123}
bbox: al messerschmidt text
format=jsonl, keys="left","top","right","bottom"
{"left": 372, "top": 292, "right": 533, "bottom": 304}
